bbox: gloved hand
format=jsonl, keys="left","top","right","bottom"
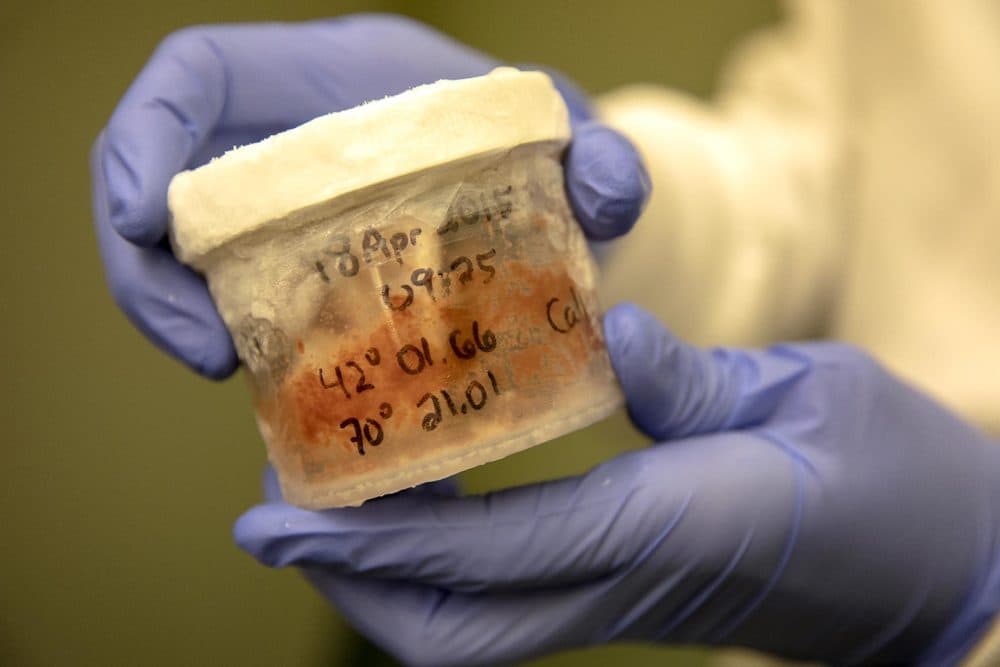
{"left": 90, "top": 15, "right": 649, "bottom": 378}
{"left": 235, "top": 303, "right": 1000, "bottom": 666}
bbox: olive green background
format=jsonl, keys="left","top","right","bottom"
{"left": 1, "top": 1, "right": 777, "bottom": 665}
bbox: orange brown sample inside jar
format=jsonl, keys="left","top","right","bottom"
{"left": 254, "top": 258, "right": 607, "bottom": 491}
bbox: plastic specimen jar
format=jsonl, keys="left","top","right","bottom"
{"left": 167, "top": 68, "right": 623, "bottom": 508}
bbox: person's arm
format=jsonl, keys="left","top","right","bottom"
{"left": 596, "top": 1, "right": 844, "bottom": 346}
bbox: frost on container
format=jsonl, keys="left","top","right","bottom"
{"left": 167, "top": 68, "right": 623, "bottom": 508}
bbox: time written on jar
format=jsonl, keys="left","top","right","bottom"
{"left": 312, "top": 184, "right": 514, "bottom": 280}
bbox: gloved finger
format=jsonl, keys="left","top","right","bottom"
{"left": 91, "top": 134, "right": 239, "bottom": 378}
{"left": 289, "top": 432, "right": 804, "bottom": 663}
{"left": 603, "top": 303, "right": 810, "bottom": 440}
{"left": 99, "top": 28, "right": 225, "bottom": 246}
{"left": 300, "top": 566, "right": 613, "bottom": 666}
{"left": 235, "top": 445, "right": 702, "bottom": 592}
{"left": 262, "top": 466, "right": 461, "bottom": 503}
{"left": 100, "top": 16, "right": 497, "bottom": 247}
{"left": 565, "top": 121, "right": 651, "bottom": 241}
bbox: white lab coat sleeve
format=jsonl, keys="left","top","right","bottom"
{"left": 594, "top": 2, "right": 845, "bottom": 346}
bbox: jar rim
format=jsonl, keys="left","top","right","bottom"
{"left": 167, "top": 67, "right": 570, "bottom": 266}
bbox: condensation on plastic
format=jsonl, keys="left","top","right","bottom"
{"left": 201, "top": 141, "right": 623, "bottom": 508}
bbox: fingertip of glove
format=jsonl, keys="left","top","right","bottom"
{"left": 604, "top": 303, "right": 659, "bottom": 358}
{"left": 604, "top": 304, "right": 695, "bottom": 438}
{"left": 112, "top": 203, "right": 166, "bottom": 248}
{"left": 604, "top": 304, "right": 659, "bottom": 386}
{"left": 105, "top": 248, "right": 238, "bottom": 381}
{"left": 137, "top": 272, "right": 239, "bottom": 380}
{"left": 189, "top": 340, "right": 239, "bottom": 380}
{"left": 96, "top": 129, "right": 168, "bottom": 247}
{"left": 233, "top": 505, "right": 291, "bottom": 566}
{"left": 567, "top": 123, "right": 651, "bottom": 241}
{"left": 146, "top": 304, "right": 238, "bottom": 380}
{"left": 126, "top": 223, "right": 167, "bottom": 249}
{"left": 232, "top": 507, "right": 268, "bottom": 558}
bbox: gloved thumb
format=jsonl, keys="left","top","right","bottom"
{"left": 565, "top": 121, "right": 650, "bottom": 241}
{"left": 603, "top": 303, "right": 810, "bottom": 440}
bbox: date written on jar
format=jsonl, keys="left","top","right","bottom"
{"left": 316, "top": 320, "right": 498, "bottom": 401}
{"left": 315, "top": 227, "right": 422, "bottom": 281}
{"left": 436, "top": 185, "right": 514, "bottom": 236}
{"left": 313, "top": 184, "right": 515, "bottom": 281}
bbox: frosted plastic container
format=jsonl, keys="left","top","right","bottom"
{"left": 168, "top": 68, "right": 623, "bottom": 508}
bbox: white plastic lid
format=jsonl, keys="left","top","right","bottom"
{"left": 167, "top": 67, "right": 570, "bottom": 266}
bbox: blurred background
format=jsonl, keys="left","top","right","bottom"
{"left": 1, "top": 1, "right": 778, "bottom": 665}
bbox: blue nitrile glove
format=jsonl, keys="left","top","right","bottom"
{"left": 234, "top": 303, "right": 1000, "bottom": 666}
{"left": 89, "top": 15, "right": 650, "bottom": 379}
